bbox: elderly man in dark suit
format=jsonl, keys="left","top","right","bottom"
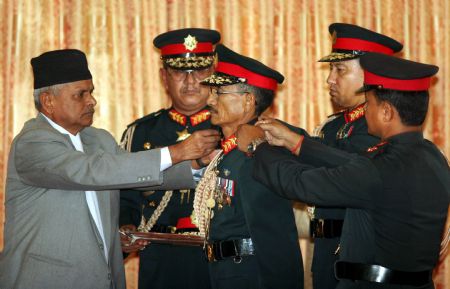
{"left": 0, "top": 49, "right": 219, "bottom": 289}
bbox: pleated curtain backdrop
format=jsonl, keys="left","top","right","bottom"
{"left": 0, "top": 1, "right": 448, "bottom": 288}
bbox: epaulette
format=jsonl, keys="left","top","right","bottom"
{"left": 365, "top": 141, "right": 388, "bottom": 158}
{"left": 120, "top": 109, "right": 166, "bottom": 151}
{"left": 126, "top": 108, "right": 165, "bottom": 128}
{"left": 326, "top": 110, "right": 344, "bottom": 118}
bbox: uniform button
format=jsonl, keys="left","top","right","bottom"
{"left": 108, "top": 273, "right": 111, "bottom": 280}
{"left": 99, "top": 244, "right": 104, "bottom": 250}
{"left": 137, "top": 177, "right": 142, "bottom": 181}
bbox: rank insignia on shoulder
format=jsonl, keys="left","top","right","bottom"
{"left": 143, "top": 142, "right": 152, "bottom": 150}
{"left": 366, "top": 141, "right": 388, "bottom": 153}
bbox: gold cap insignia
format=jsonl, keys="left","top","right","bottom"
{"left": 184, "top": 34, "right": 198, "bottom": 51}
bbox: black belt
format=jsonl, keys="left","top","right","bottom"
{"left": 310, "top": 219, "right": 343, "bottom": 238}
{"left": 335, "top": 261, "right": 432, "bottom": 287}
{"left": 149, "top": 225, "right": 199, "bottom": 234}
{"left": 150, "top": 224, "right": 176, "bottom": 234}
{"left": 205, "top": 238, "right": 255, "bottom": 263}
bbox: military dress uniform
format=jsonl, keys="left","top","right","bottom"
{"left": 308, "top": 104, "right": 379, "bottom": 289}
{"left": 119, "top": 28, "right": 221, "bottom": 289}
{"left": 120, "top": 107, "right": 213, "bottom": 289}
{"left": 308, "top": 23, "right": 403, "bottom": 289}
{"left": 252, "top": 53, "right": 449, "bottom": 289}
{"left": 205, "top": 133, "right": 304, "bottom": 289}
{"left": 197, "top": 44, "right": 304, "bottom": 289}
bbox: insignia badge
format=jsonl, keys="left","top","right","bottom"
{"left": 183, "top": 34, "right": 198, "bottom": 51}
{"left": 224, "top": 169, "right": 231, "bottom": 177}
{"left": 176, "top": 129, "right": 191, "bottom": 142}
{"left": 143, "top": 142, "right": 151, "bottom": 150}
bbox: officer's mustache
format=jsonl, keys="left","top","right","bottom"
{"left": 180, "top": 86, "right": 201, "bottom": 94}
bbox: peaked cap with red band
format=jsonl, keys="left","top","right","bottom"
{"left": 319, "top": 23, "right": 403, "bottom": 62}
{"left": 153, "top": 28, "right": 220, "bottom": 70}
{"left": 200, "top": 44, "right": 284, "bottom": 91}
{"left": 359, "top": 52, "right": 438, "bottom": 92}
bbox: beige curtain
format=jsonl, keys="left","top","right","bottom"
{"left": 0, "top": 1, "right": 448, "bottom": 288}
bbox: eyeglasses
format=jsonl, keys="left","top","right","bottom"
{"left": 210, "top": 88, "right": 249, "bottom": 98}
{"left": 166, "top": 67, "right": 212, "bottom": 81}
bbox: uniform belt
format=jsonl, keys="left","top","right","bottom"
{"left": 310, "top": 219, "right": 343, "bottom": 238}
{"left": 335, "top": 261, "right": 432, "bottom": 287}
{"left": 150, "top": 224, "right": 176, "bottom": 234}
{"left": 205, "top": 238, "right": 255, "bottom": 263}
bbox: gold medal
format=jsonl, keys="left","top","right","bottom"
{"left": 206, "top": 198, "right": 216, "bottom": 208}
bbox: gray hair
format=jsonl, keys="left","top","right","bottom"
{"left": 33, "top": 84, "right": 65, "bottom": 110}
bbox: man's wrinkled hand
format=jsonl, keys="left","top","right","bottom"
{"left": 236, "top": 124, "right": 265, "bottom": 152}
{"left": 169, "top": 129, "right": 221, "bottom": 164}
{"left": 119, "top": 224, "right": 149, "bottom": 253}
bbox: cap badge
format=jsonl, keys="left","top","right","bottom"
{"left": 184, "top": 34, "right": 198, "bottom": 51}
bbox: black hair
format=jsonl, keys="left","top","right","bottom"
{"left": 238, "top": 83, "right": 275, "bottom": 116}
{"left": 374, "top": 89, "right": 429, "bottom": 126}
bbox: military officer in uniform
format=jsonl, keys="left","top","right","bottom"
{"left": 119, "top": 28, "right": 220, "bottom": 289}
{"left": 237, "top": 52, "right": 449, "bottom": 289}
{"left": 305, "top": 23, "right": 403, "bottom": 289}
{"left": 194, "top": 44, "right": 304, "bottom": 289}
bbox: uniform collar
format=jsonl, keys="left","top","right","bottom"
{"left": 344, "top": 103, "right": 366, "bottom": 123}
{"left": 221, "top": 134, "right": 237, "bottom": 155}
{"left": 386, "top": 131, "right": 424, "bottom": 144}
{"left": 168, "top": 107, "right": 211, "bottom": 127}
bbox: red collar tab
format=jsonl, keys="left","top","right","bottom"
{"left": 216, "top": 62, "right": 278, "bottom": 91}
{"left": 367, "top": 141, "right": 388, "bottom": 152}
{"left": 344, "top": 103, "right": 366, "bottom": 123}
{"left": 169, "top": 109, "right": 211, "bottom": 127}
{"left": 221, "top": 134, "right": 238, "bottom": 155}
{"left": 168, "top": 109, "right": 187, "bottom": 126}
{"left": 364, "top": 70, "right": 432, "bottom": 91}
{"left": 333, "top": 38, "right": 394, "bottom": 55}
{"left": 161, "top": 42, "right": 213, "bottom": 56}
{"left": 190, "top": 109, "right": 211, "bottom": 126}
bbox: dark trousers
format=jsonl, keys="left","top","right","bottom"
{"left": 312, "top": 237, "right": 340, "bottom": 289}
{"left": 208, "top": 255, "right": 260, "bottom": 289}
{"left": 138, "top": 244, "right": 211, "bottom": 289}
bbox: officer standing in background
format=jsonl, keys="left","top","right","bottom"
{"left": 237, "top": 52, "right": 449, "bottom": 289}
{"left": 119, "top": 28, "right": 220, "bottom": 289}
{"left": 306, "top": 23, "right": 403, "bottom": 289}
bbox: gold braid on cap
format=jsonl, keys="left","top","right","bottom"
{"left": 192, "top": 151, "right": 224, "bottom": 238}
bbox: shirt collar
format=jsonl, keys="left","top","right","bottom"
{"left": 386, "top": 131, "right": 424, "bottom": 144}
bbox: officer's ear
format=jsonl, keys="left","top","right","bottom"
{"left": 160, "top": 67, "right": 169, "bottom": 90}
{"left": 381, "top": 101, "right": 395, "bottom": 123}
{"left": 244, "top": 93, "right": 256, "bottom": 114}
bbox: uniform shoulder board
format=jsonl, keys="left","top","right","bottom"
{"left": 127, "top": 108, "right": 166, "bottom": 128}
{"left": 120, "top": 108, "right": 166, "bottom": 151}
{"left": 327, "top": 110, "right": 344, "bottom": 118}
